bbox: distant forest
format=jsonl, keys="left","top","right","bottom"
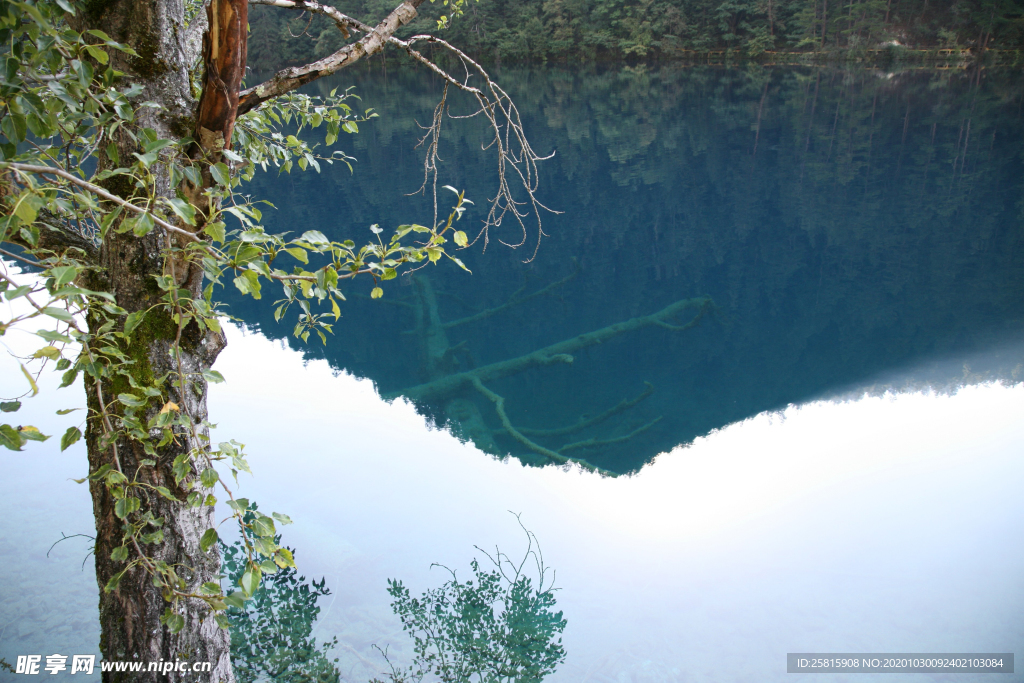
{"left": 247, "top": 0, "right": 1023, "bottom": 68}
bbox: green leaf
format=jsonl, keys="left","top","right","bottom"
{"left": 239, "top": 569, "right": 255, "bottom": 595}
{"left": 200, "top": 527, "right": 218, "bottom": 553}
{"left": 299, "top": 230, "right": 329, "bottom": 245}
{"left": 133, "top": 151, "right": 158, "bottom": 168}
{"left": 110, "top": 546, "right": 129, "bottom": 562}
{"left": 201, "top": 369, "right": 225, "bottom": 383}
{"left": 20, "top": 364, "right": 39, "bottom": 396}
{"left": 50, "top": 265, "right": 79, "bottom": 287}
{"left": 0, "top": 424, "right": 25, "bottom": 451}
{"left": 371, "top": 287, "right": 383, "bottom": 299}
{"left": 454, "top": 230, "right": 468, "bottom": 247}
{"left": 274, "top": 547, "right": 296, "bottom": 568}
{"left": 132, "top": 212, "right": 154, "bottom": 237}
{"left": 166, "top": 198, "right": 196, "bottom": 226}
{"left": 20, "top": 426, "right": 48, "bottom": 442}
{"left": 60, "top": 426, "right": 82, "bottom": 452}
{"left": 141, "top": 529, "right": 163, "bottom": 544}
{"left": 204, "top": 221, "right": 226, "bottom": 243}
{"left": 117, "top": 393, "right": 147, "bottom": 407}
{"left": 38, "top": 330, "right": 73, "bottom": 344}
{"left": 233, "top": 271, "right": 262, "bottom": 299}
{"left": 5, "top": 285, "right": 31, "bottom": 300}
{"left": 2, "top": 113, "right": 27, "bottom": 145}
{"left": 56, "top": 408, "right": 79, "bottom": 415}
{"left": 210, "top": 162, "right": 231, "bottom": 187}
{"left": 114, "top": 496, "right": 140, "bottom": 519}
{"left": 201, "top": 581, "right": 221, "bottom": 595}
{"left": 251, "top": 515, "right": 275, "bottom": 537}
{"left": 223, "top": 591, "right": 246, "bottom": 609}
{"left": 153, "top": 486, "right": 176, "bottom": 501}
{"left": 200, "top": 467, "right": 219, "bottom": 488}
{"left": 32, "top": 345, "right": 61, "bottom": 360}
{"left": 41, "top": 306, "right": 73, "bottom": 322}
{"left": 265, "top": 516, "right": 295, "bottom": 536}
{"left": 123, "top": 309, "right": 146, "bottom": 337}
{"left": 83, "top": 44, "right": 109, "bottom": 65}
{"left": 0, "top": 401, "right": 21, "bottom": 413}
{"left": 104, "top": 570, "right": 126, "bottom": 593}
{"left": 114, "top": 100, "right": 134, "bottom": 121}
{"left": 161, "top": 609, "right": 185, "bottom": 634}
{"left": 143, "top": 138, "right": 175, "bottom": 154}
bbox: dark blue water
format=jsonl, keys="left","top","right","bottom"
{"left": 232, "top": 65, "right": 1024, "bottom": 474}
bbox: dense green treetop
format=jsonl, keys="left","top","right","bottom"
{"left": 248, "top": 0, "right": 1024, "bottom": 69}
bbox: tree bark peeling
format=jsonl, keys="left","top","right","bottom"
{"left": 196, "top": 0, "right": 249, "bottom": 152}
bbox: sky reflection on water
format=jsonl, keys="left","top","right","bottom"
{"left": 204, "top": 325, "right": 1024, "bottom": 683}
{"left": 0, "top": 322, "right": 1021, "bottom": 680}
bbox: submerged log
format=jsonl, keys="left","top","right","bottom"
{"left": 390, "top": 295, "right": 712, "bottom": 404}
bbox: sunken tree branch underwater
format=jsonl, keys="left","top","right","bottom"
{"left": 384, "top": 270, "right": 712, "bottom": 475}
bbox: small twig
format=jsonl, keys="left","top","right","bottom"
{"left": 443, "top": 260, "right": 580, "bottom": 329}
{"left": 0, "top": 246, "right": 41, "bottom": 268}
{"left": 45, "top": 532, "right": 95, "bottom": 557}
{"left": 558, "top": 416, "right": 663, "bottom": 454}
{"left": 515, "top": 381, "right": 655, "bottom": 438}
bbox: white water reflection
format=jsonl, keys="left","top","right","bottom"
{"left": 1, "top": 322, "right": 1021, "bottom": 681}
{"left": 210, "top": 325, "right": 1024, "bottom": 682}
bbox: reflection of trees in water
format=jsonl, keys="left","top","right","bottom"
{"left": 230, "top": 67, "right": 1024, "bottom": 472}
{"left": 246, "top": 0, "right": 1024, "bottom": 70}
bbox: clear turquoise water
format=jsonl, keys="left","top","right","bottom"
{"left": 1, "top": 65, "right": 1023, "bottom": 681}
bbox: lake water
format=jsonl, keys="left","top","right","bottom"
{"left": 1, "top": 65, "right": 1023, "bottom": 681}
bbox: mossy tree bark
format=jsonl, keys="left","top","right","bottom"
{"left": 73, "top": 1, "right": 236, "bottom": 680}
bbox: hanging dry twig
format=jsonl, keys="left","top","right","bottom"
{"left": 247, "top": 0, "right": 558, "bottom": 260}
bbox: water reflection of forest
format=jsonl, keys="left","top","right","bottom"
{"left": 231, "top": 66, "right": 1024, "bottom": 473}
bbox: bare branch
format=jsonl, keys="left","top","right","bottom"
{"left": 1, "top": 163, "right": 202, "bottom": 243}
{"left": 398, "top": 34, "right": 558, "bottom": 261}
{"left": 237, "top": 0, "right": 425, "bottom": 116}
{"left": 244, "top": 0, "right": 557, "bottom": 259}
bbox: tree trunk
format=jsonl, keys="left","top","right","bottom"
{"left": 74, "top": 0, "right": 234, "bottom": 679}
{"left": 821, "top": 0, "right": 828, "bottom": 46}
